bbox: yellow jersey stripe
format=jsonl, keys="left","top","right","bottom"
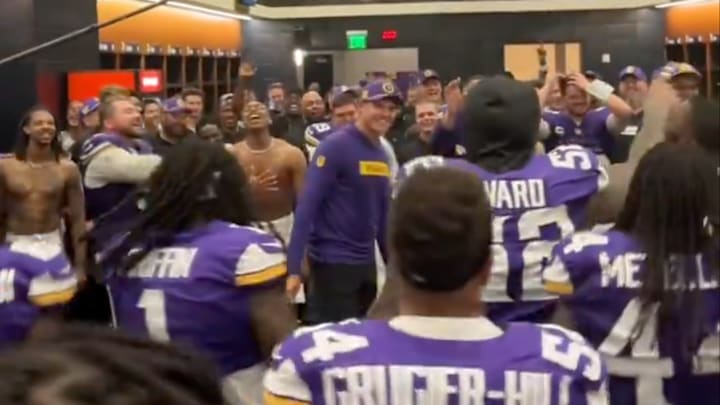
{"left": 29, "top": 286, "right": 77, "bottom": 307}
{"left": 263, "top": 391, "right": 310, "bottom": 405}
{"left": 544, "top": 281, "right": 574, "bottom": 295}
{"left": 235, "top": 263, "right": 287, "bottom": 286}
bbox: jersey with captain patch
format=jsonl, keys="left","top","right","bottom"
{"left": 397, "top": 145, "right": 608, "bottom": 323}
{"left": 0, "top": 239, "right": 77, "bottom": 350}
{"left": 109, "top": 220, "right": 286, "bottom": 377}
{"left": 264, "top": 318, "right": 609, "bottom": 404}
{"left": 543, "top": 229, "right": 720, "bottom": 405}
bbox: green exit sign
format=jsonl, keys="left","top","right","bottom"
{"left": 346, "top": 30, "right": 368, "bottom": 50}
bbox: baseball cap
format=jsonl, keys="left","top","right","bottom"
{"left": 80, "top": 98, "right": 100, "bottom": 118}
{"left": 361, "top": 80, "right": 403, "bottom": 105}
{"left": 655, "top": 62, "right": 701, "bottom": 80}
{"left": 163, "top": 97, "right": 191, "bottom": 114}
{"left": 420, "top": 69, "right": 440, "bottom": 83}
{"left": 619, "top": 65, "right": 648, "bottom": 82}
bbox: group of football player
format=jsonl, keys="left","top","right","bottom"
{"left": 0, "top": 59, "right": 717, "bottom": 405}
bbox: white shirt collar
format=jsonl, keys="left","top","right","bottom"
{"left": 389, "top": 315, "right": 503, "bottom": 341}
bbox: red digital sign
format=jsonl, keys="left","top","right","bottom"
{"left": 381, "top": 30, "right": 398, "bottom": 41}
{"left": 139, "top": 70, "right": 163, "bottom": 93}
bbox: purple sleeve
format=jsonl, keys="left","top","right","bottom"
{"left": 286, "top": 140, "right": 340, "bottom": 275}
{"left": 429, "top": 125, "right": 461, "bottom": 157}
{"left": 376, "top": 183, "right": 390, "bottom": 264}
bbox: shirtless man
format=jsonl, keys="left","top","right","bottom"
{"left": 231, "top": 100, "right": 306, "bottom": 299}
{"left": 0, "top": 107, "right": 86, "bottom": 279}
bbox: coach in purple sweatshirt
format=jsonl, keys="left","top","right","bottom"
{"left": 287, "top": 80, "right": 399, "bottom": 324}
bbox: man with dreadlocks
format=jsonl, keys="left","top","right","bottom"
{"left": 543, "top": 143, "right": 719, "bottom": 405}
{"left": 0, "top": 107, "right": 86, "bottom": 279}
{"left": 265, "top": 167, "right": 609, "bottom": 405}
{"left": 370, "top": 75, "right": 675, "bottom": 323}
{"left": 105, "top": 140, "right": 296, "bottom": 405}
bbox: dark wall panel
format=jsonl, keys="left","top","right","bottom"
{"left": 289, "top": 8, "right": 666, "bottom": 84}
{"left": 243, "top": 19, "right": 299, "bottom": 99}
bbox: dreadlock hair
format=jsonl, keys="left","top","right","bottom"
{"left": 390, "top": 166, "right": 492, "bottom": 292}
{"left": 0, "top": 324, "right": 225, "bottom": 405}
{"left": 100, "top": 139, "right": 282, "bottom": 273}
{"left": 13, "top": 106, "right": 63, "bottom": 161}
{"left": 615, "top": 142, "right": 719, "bottom": 362}
{"left": 688, "top": 95, "right": 720, "bottom": 156}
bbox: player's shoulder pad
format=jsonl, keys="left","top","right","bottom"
{"left": 536, "top": 323, "right": 607, "bottom": 385}
{"left": 304, "top": 122, "right": 333, "bottom": 145}
{"left": 273, "top": 319, "right": 369, "bottom": 369}
{"left": 544, "top": 230, "right": 610, "bottom": 295}
{"left": 79, "top": 133, "right": 124, "bottom": 162}
{"left": 225, "top": 224, "right": 287, "bottom": 287}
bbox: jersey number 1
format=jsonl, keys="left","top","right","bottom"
{"left": 137, "top": 289, "right": 170, "bottom": 341}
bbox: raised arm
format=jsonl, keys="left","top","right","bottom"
{"left": 233, "top": 62, "right": 256, "bottom": 121}
{"left": 585, "top": 78, "right": 678, "bottom": 225}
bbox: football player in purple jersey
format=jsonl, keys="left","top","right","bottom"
{"left": 103, "top": 140, "right": 296, "bottom": 405}
{"left": 371, "top": 78, "right": 676, "bottom": 322}
{"left": 544, "top": 142, "right": 719, "bottom": 405}
{"left": 0, "top": 324, "right": 226, "bottom": 405}
{"left": 264, "top": 167, "right": 609, "bottom": 405}
{"left": 0, "top": 237, "right": 77, "bottom": 350}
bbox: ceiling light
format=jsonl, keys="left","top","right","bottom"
{"left": 655, "top": 0, "right": 717, "bottom": 9}
{"left": 141, "top": 0, "right": 252, "bottom": 20}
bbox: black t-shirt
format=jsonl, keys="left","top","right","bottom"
{"left": 144, "top": 131, "right": 199, "bottom": 156}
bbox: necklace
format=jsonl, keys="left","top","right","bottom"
{"left": 243, "top": 138, "right": 275, "bottom": 154}
{"left": 26, "top": 160, "right": 52, "bottom": 168}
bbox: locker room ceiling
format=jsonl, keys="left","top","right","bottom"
{"left": 257, "top": 0, "right": 525, "bottom": 5}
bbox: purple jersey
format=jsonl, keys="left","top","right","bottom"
{"left": 264, "top": 317, "right": 609, "bottom": 404}
{"left": 109, "top": 220, "right": 286, "bottom": 376}
{"left": 398, "top": 146, "right": 607, "bottom": 323}
{"left": 0, "top": 240, "right": 76, "bottom": 350}
{"left": 543, "top": 230, "right": 720, "bottom": 405}
{"left": 542, "top": 108, "right": 615, "bottom": 158}
{"left": 79, "top": 133, "right": 153, "bottom": 222}
{"left": 305, "top": 122, "right": 335, "bottom": 158}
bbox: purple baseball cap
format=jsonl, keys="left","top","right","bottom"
{"left": 80, "top": 98, "right": 100, "bottom": 118}
{"left": 361, "top": 80, "right": 403, "bottom": 105}
{"left": 619, "top": 65, "right": 648, "bottom": 82}
{"left": 163, "top": 97, "right": 191, "bottom": 114}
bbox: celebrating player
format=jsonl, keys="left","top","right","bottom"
{"left": 264, "top": 166, "right": 609, "bottom": 405}
{"left": 372, "top": 76, "right": 677, "bottom": 322}
{"left": 103, "top": 140, "right": 296, "bottom": 405}
{"left": 0, "top": 107, "right": 86, "bottom": 278}
{"left": 543, "top": 143, "right": 719, "bottom": 405}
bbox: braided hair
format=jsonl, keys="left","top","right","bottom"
{"left": 0, "top": 324, "right": 225, "bottom": 405}
{"left": 100, "top": 139, "right": 282, "bottom": 273}
{"left": 615, "top": 142, "right": 719, "bottom": 361}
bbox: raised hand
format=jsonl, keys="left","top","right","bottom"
{"left": 238, "top": 61, "right": 257, "bottom": 78}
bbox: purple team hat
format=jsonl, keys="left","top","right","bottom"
{"left": 619, "top": 65, "right": 647, "bottom": 82}
{"left": 420, "top": 69, "right": 440, "bottom": 83}
{"left": 163, "top": 97, "right": 191, "bottom": 114}
{"left": 361, "top": 80, "right": 403, "bottom": 104}
{"left": 654, "top": 62, "right": 701, "bottom": 80}
{"left": 80, "top": 98, "right": 100, "bottom": 118}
